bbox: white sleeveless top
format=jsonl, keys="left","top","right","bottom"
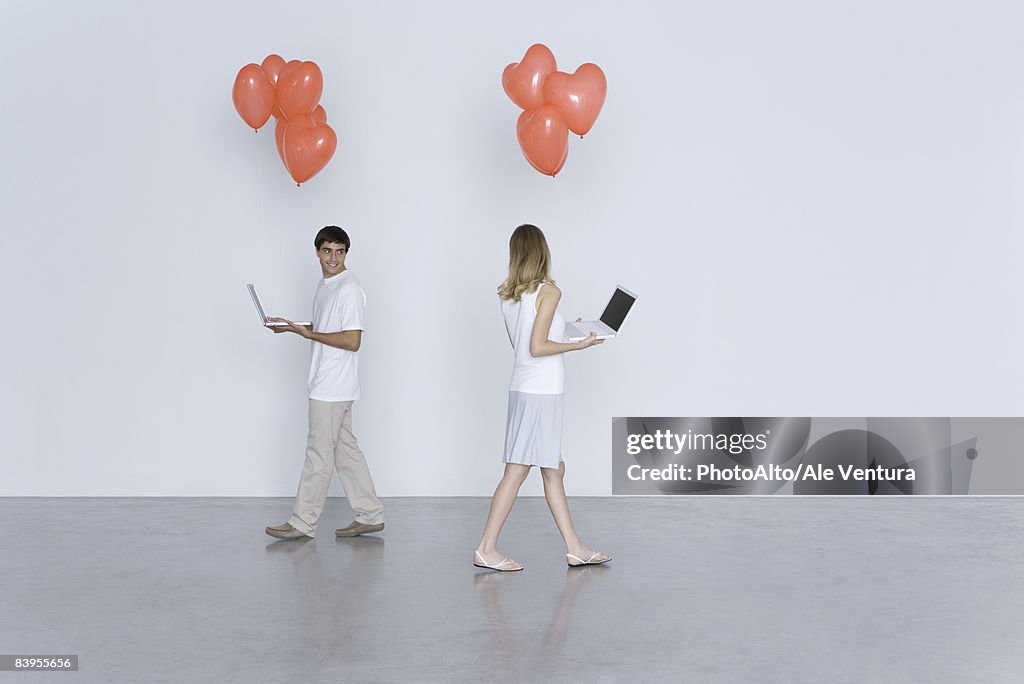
{"left": 501, "top": 283, "right": 566, "bottom": 394}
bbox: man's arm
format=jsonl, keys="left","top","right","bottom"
{"left": 266, "top": 317, "right": 362, "bottom": 351}
{"left": 308, "top": 329, "right": 361, "bottom": 351}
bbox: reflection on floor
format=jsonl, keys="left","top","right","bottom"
{"left": 2, "top": 497, "right": 1023, "bottom": 682}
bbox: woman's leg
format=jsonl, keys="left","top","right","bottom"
{"left": 475, "top": 463, "right": 531, "bottom": 566}
{"left": 541, "top": 461, "right": 609, "bottom": 563}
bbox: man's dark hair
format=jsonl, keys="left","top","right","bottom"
{"left": 314, "top": 225, "right": 351, "bottom": 251}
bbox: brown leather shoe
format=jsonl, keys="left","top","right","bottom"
{"left": 265, "top": 522, "right": 311, "bottom": 540}
{"left": 335, "top": 521, "right": 385, "bottom": 537}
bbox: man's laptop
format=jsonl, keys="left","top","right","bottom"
{"left": 564, "top": 285, "right": 637, "bottom": 341}
{"left": 247, "top": 284, "right": 311, "bottom": 328}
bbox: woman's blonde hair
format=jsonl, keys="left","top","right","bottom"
{"left": 498, "top": 224, "right": 554, "bottom": 301}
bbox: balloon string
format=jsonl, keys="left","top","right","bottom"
{"left": 551, "top": 174, "right": 576, "bottom": 240}
{"left": 255, "top": 132, "right": 267, "bottom": 236}
{"left": 552, "top": 175, "right": 585, "bottom": 249}
{"left": 576, "top": 169, "right": 594, "bottom": 241}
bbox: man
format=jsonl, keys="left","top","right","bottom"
{"left": 265, "top": 225, "right": 385, "bottom": 540}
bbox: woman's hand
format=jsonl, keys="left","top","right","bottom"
{"left": 575, "top": 331, "right": 604, "bottom": 349}
{"left": 572, "top": 320, "right": 603, "bottom": 350}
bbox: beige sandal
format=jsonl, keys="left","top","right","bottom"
{"left": 566, "top": 551, "right": 612, "bottom": 567}
{"left": 474, "top": 550, "right": 524, "bottom": 572}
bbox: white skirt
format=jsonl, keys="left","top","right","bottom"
{"left": 503, "top": 391, "right": 564, "bottom": 469}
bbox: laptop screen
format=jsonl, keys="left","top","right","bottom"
{"left": 599, "top": 287, "right": 636, "bottom": 332}
{"left": 247, "top": 284, "right": 269, "bottom": 324}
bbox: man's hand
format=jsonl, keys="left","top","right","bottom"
{"left": 266, "top": 317, "right": 311, "bottom": 338}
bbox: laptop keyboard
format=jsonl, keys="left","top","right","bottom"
{"left": 574, "top": 321, "right": 607, "bottom": 334}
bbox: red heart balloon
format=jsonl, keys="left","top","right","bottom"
{"left": 279, "top": 59, "right": 301, "bottom": 84}
{"left": 516, "top": 105, "right": 568, "bottom": 176}
{"left": 276, "top": 61, "right": 323, "bottom": 120}
{"left": 502, "top": 44, "right": 557, "bottom": 111}
{"left": 282, "top": 114, "right": 337, "bottom": 185}
{"left": 311, "top": 105, "right": 327, "bottom": 125}
{"left": 274, "top": 116, "right": 289, "bottom": 170}
{"left": 271, "top": 59, "right": 301, "bottom": 119}
{"left": 232, "top": 64, "right": 274, "bottom": 131}
{"left": 542, "top": 63, "right": 607, "bottom": 137}
{"left": 261, "top": 54, "right": 286, "bottom": 85}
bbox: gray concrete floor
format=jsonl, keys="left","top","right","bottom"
{"left": 1, "top": 497, "right": 1023, "bottom": 683}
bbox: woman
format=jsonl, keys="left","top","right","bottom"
{"left": 474, "top": 224, "right": 611, "bottom": 572}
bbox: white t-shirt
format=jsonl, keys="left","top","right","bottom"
{"left": 307, "top": 270, "right": 366, "bottom": 401}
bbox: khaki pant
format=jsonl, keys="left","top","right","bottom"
{"left": 288, "top": 399, "right": 384, "bottom": 536}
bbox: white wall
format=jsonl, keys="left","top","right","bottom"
{"left": 2, "top": 0, "right": 1023, "bottom": 496}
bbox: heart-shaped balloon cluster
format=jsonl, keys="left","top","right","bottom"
{"left": 232, "top": 54, "right": 338, "bottom": 186}
{"left": 502, "top": 44, "right": 606, "bottom": 177}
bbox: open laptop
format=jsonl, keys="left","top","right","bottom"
{"left": 564, "top": 285, "right": 637, "bottom": 341}
{"left": 247, "top": 284, "right": 311, "bottom": 328}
